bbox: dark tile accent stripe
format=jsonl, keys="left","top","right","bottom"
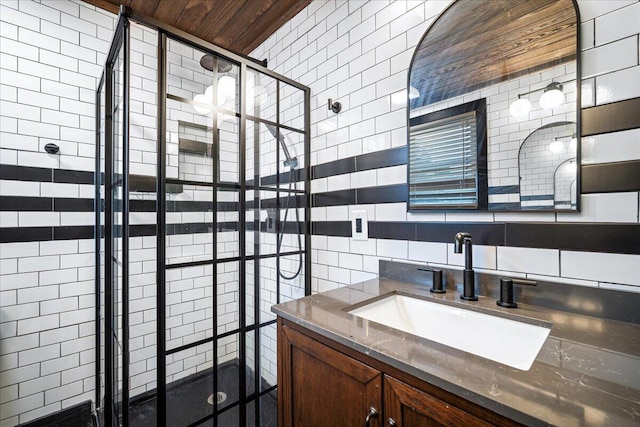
{"left": 488, "top": 185, "right": 519, "bottom": 195}
{"left": 0, "top": 164, "right": 51, "bottom": 182}
{"left": 369, "top": 221, "right": 415, "bottom": 240}
{"left": 1, "top": 227, "right": 53, "bottom": 242}
{"left": 2, "top": 218, "right": 638, "bottom": 255}
{"left": 130, "top": 224, "right": 156, "bottom": 237}
{"left": 582, "top": 160, "right": 640, "bottom": 193}
{"left": 0, "top": 165, "right": 96, "bottom": 184}
{"left": 18, "top": 400, "right": 92, "bottom": 427}
{"left": 520, "top": 194, "right": 554, "bottom": 201}
{"left": 506, "top": 223, "right": 640, "bottom": 255}
{"left": 53, "top": 169, "right": 93, "bottom": 184}
{"left": 254, "top": 167, "right": 306, "bottom": 186}
{"left": 488, "top": 202, "right": 521, "bottom": 210}
{"left": 309, "top": 147, "right": 408, "bottom": 181}
{"left": 312, "top": 157, "right": 355, "bottom": 179}
{"left": 416, "top": 222, "right": 506, "bottom": 246}
{"left": 255, "top": 221, "right": 305, "bottom": 234}
{"left": 130, "top": 199, "right": 157, "bottom": 212}
{"left": 581, "top": 97, "right": 640, "bottom": 136}
{"left": 0, "top": 196, "right": 52, "bottom": 211}
{"left": 356, "top": 146, "right": 407, "bottom": 171}
{"left": 249, "top": 194, "right": 306, "bottom": 210}
{"left": 357, "top": 184, "right": 406, "bottom": 204}
{"left": 312, "top": 189, "right": 356, "bottom": 207}
{"left": 311, "top": 221, "right": 351, "bottom": 236}
{"left": 130, "top": 174, "right": 183, "bottom": 193}
{"left": 54, "top": 226, "right": 93, "bottom": 240}
{"left": 311, "top": 220, "right": 640, "bottom": 255}
{"left": 54, "top": 197, "right": 94, "bottom": 212}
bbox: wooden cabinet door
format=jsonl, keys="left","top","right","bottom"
{"left": 384, "top": 376, "right": 494, "bottom": 427}
{"left": 278, "top": 323, "right": 383, "bottom": 427}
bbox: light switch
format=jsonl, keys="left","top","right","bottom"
{"left": 352, "top": 210, "right": 368, "bottom": 241}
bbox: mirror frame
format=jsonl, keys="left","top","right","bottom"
{"left": 406, "top": 0, "right": 581, "bottom": 212}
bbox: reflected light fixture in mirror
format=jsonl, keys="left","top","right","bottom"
{"left": 509, "top": 81, "right": 567, "bottom": 118}
{"left": 548, "top": 139, "right": 565, "bottom": 153}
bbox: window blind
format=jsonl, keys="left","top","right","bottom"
{"left": 409, "top": 111, "right": 478, "bottom": 208}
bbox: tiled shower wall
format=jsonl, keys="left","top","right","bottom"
{"left": 250, "top": 0, "right": 640, "bottom": 294}
{"left": 1, "top": 1, "right": 116, "bottom": 424}
{"left": 1, "top": 0, "right": 301, "bottom": 424}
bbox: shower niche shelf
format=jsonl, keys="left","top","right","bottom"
{"left": 130, "top": 174, "right": 183, "bottom": 194}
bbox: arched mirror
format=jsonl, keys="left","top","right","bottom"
{"left": 408, "top": 0, "right": 580, "bottom": 211}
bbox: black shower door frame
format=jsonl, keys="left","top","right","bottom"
{"left": 95, "top": 6, "right": 311, "bottom": 427}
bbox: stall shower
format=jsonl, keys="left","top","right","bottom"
{"left": 95, "top": 7, "right": 310, "bottom": 426}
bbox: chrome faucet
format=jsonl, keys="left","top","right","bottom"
{"left": 454, "top": 232, "right": 477, "bottom": 301}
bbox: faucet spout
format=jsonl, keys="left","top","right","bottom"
{"left": 454, "top": 232, "right": 473, "bottom": 269}
{"left": 453, "top": 232, "right": 477, "bottom": 301}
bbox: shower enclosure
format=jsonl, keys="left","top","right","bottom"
{"left": 95, "top": 7, "right": 310, "bottom": 426}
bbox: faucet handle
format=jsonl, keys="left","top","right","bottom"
{"left": 497, "top": 278, "right": 537, "bottom": 308}
{"left": 418, "top": 268, "right": 445, "bottom": 293}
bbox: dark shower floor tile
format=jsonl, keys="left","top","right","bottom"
{"left": 129, "top": 361, "right": 276, "bottom": 427}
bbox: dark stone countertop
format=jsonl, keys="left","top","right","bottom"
{"left": 272, "top": 278, "right": 640, "bottom": 427}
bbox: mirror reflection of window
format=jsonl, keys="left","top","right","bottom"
{"left": 408, "top": 99, "right": 487, "bottom": 210}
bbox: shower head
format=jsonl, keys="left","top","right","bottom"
{"left": 265, "top": 124, "right": 298, "bottom": 169}
{"left": 200, "top": 54, "right": 233, "bottom": 73}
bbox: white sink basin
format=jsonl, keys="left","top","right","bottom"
{"left": 348, "top": 294, "right": 551, "bottom": 371}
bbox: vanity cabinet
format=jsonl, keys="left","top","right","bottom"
{"left": 277, "top": 320, "right": 383, "bottom": 426}
{"left": 277, "top": 318, "right": 520, "bottom": 427}
{"left": 384, "top": 375, "right": 493, "bottom": 427}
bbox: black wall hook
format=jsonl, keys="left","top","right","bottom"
{"left": 328, "top": 98, "right": 341, "bottom": 113}
{"left": 44, "top": 143, "right": 60, "bottom": 154}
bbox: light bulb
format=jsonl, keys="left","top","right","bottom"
{"left": 539, "top": 83, "right": 564, "bottom": 110}
{"left": 218, "top": 75, "right": 235, "bottom": 101}
{"left": 509, "top": 98, "right": 531, "bottom": 118}
{"left": 193, "top": 93, "right": 212, "bottom": 115}
{"left": 205, "top": 85, "right": 225, "bottom": 106}
{"left": 549, "top": 140, "right": 564, "bottom": 153}
{"left": 569, "top": 138, "right": 577, "bottom": 151}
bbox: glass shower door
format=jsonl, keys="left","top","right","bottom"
{"left": 96, "top": 17, "right": 129, "bottom": 427}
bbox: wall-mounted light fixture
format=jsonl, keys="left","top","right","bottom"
{"left": 509, "top": 81, "right": 568, "bottom": 118}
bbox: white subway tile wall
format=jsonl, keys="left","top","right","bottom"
{"left": 1, "top": 0, "right": 639, "bottom": 424}
{"left": 250, "top": 0, "right": 640, "bottom": 294}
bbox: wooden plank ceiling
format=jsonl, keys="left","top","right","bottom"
{"left": 411, "top": 0, "right": 577, "bottom": 107}
{"left": 82, "top": 0, "right": 312, "bottom": 56}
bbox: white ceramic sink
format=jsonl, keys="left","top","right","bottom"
{"left": 348, "top": 294, "right": 551, "bottom": 371}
